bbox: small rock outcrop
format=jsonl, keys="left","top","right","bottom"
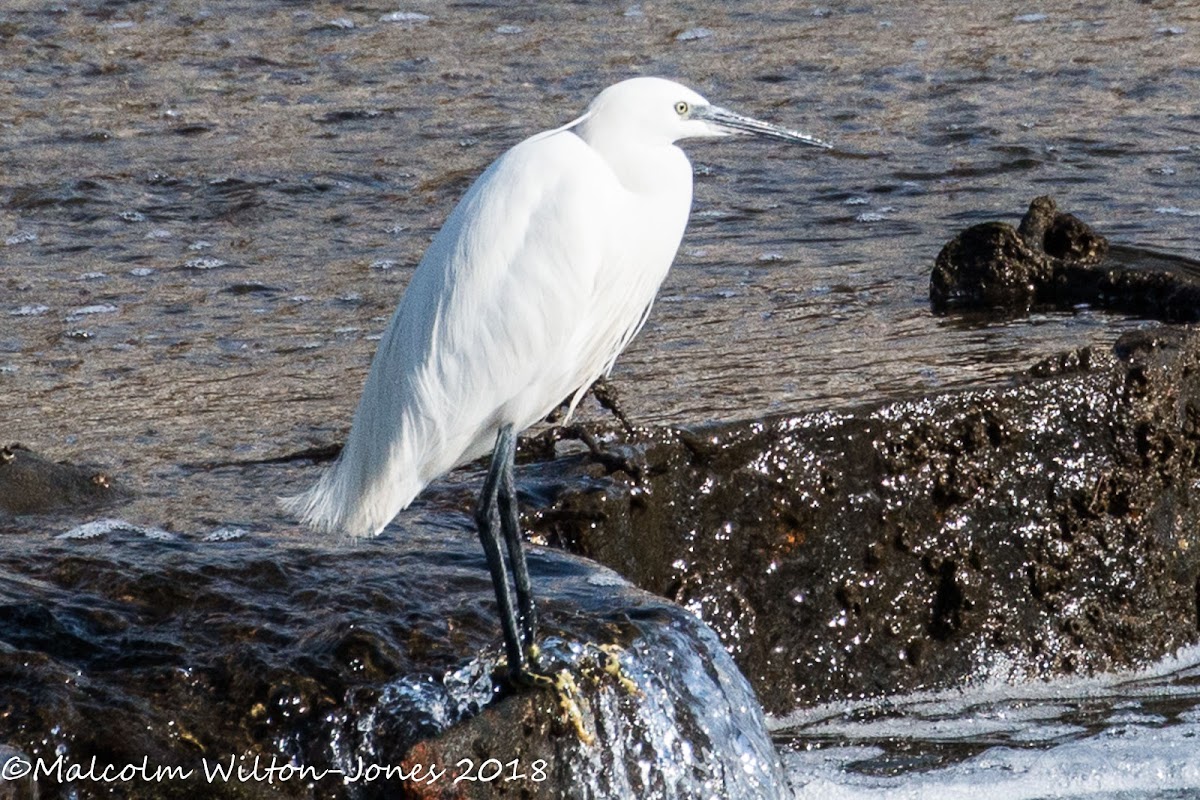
{"left": 930, "top": 196, "right": 1200, "bottom": 320}
{"left": 0, "top": 443, "right": 130, "bottom": 516}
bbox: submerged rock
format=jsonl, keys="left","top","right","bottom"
{"left": 532, "top": 327, "right": 1200, "bottom": 713}
{"left": 930, "top": 196, "right": 1200, "bottom": 319}
{"left": 0, "top": 443, "right": 130, "bottom": 517}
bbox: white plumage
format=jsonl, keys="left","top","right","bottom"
{"left": 284, "top": 77, "right": 829, "bottom": 540}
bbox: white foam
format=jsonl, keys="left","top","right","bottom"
{"left": 57, "top": 518, "right": 177, "bottom": 541}
{"left": 776, "top": 645, "right": 1200, "bottom": 799}
{"left": 787, "top": 724, "right": 1200, "bottom": 800}
{"left": 202, "top": 526, "right": 248, "bottom": 542}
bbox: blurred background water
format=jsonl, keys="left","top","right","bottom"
{"left": 3, "top": 1, "right": 1200, "bottom": 795}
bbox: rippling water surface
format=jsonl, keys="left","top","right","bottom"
{"left": 5, "top": 0, "right": 1199, "bottom": 517}
{"left": 3, "top": 0, "right": 1199, "bottom": 794}
{"left": 777, "top": 645, "right": 1200, "bottom": 799}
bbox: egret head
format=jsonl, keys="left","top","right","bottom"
{"left": 577, "top": 77, "right": 831, "bottom": 150}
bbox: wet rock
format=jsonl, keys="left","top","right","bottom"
{"left": 382, "top": 607, "right": 785, "bottom": 799}
{"left": 1016, "top": 194, "right": 1109, "bottom": 264}
{"left": 930, "top": 220, "right": 1053, "bottom": 310}
{"left": 530, "top": 328, "right": 1200, "bottom": 713}
{"left": 931, "top": 196, "right": 1200, "bottom": 319}
{"left": 0, "top": 744, "right": 37, "bottom": 800}
{"left": 0, "top": 444, "right": 131, "bottom": 517}
{"left": 0, "top": 528, "right": 783, "bottom": 799}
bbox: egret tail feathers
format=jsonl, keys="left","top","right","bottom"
{"left": 281, "top": 454, "right": 422, "bottom": 538}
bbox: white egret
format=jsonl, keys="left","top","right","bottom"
{"left": 284, "top": 77, "right": 830, "bottom": 682}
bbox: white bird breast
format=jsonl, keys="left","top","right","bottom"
{"left": 415, "top": 124, "right": 694, "bottom": 460}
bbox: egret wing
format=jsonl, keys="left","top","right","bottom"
{"left": 294, "top": 130, "right": 613, "bottom": 535}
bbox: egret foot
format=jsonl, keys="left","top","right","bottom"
{"left": 566, "top": 424, "right": 646, "bottom": 479}
{"left": 547, "top": 670, "right": 595, "bottom": 746}
{"left": 522, "top": 425, "right": 567, "bottom": 461}
{"left": 530, "top": 377, "right": 640, "bottom": 461}
{"left": 504, "top": 641, "right": 548, "bottom": 687}
{"left": 590, "top": 377, "right": 637, "bottom": 435}
{"left": 522, "top": 423, "right": 644, "bottom": 478}
{"left": 499, "top": 657, "right": 595, "bottom": 746}
{"left": 596, "top": 643, "right": 643, "bottom": 697}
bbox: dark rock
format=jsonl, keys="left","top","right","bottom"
{"left": 0, "top": 744, "right": 37, "bottom": 800}
{"left": 385, "top": 606, "right": 785, "bottom": 799}
{"left": 530, "top": 329, "right": 1200, "bottom": 714}
{"left": 1017, "top": 195, "right": 1109, "bottom": 264}
{"left": 931, "top": 196, "right": 1200, "bottom": 319}
{"left": 0, "top": 529, "right": 783, "bottom": 799}
{"left": 930, "top": 220, "right": 1053, "bottom": 311}
{"left": 0, "top": 444, "right": 132, "bottom": 517}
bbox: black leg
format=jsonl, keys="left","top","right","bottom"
{"left": 474, "top": 427, "right": 525, "bottom": 677}
{"left": 494, "top": 425, "right": 538, "bottom": 659}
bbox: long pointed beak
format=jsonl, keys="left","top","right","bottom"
{"left": 694, "top": 104, "right": 832, "bottom": 149}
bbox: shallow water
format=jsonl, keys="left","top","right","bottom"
{"left": 3, "top": 0, "right": 1200, "bottom": 795}
{"left": 776, "top": 645, "right": 1200, "bottom": 799}
{"left": 5, "top": 1, "right": 1199, "bottom": 528}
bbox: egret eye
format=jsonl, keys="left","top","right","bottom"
{"left": 674, "top": 101, "right": 689, "bottom": 116}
